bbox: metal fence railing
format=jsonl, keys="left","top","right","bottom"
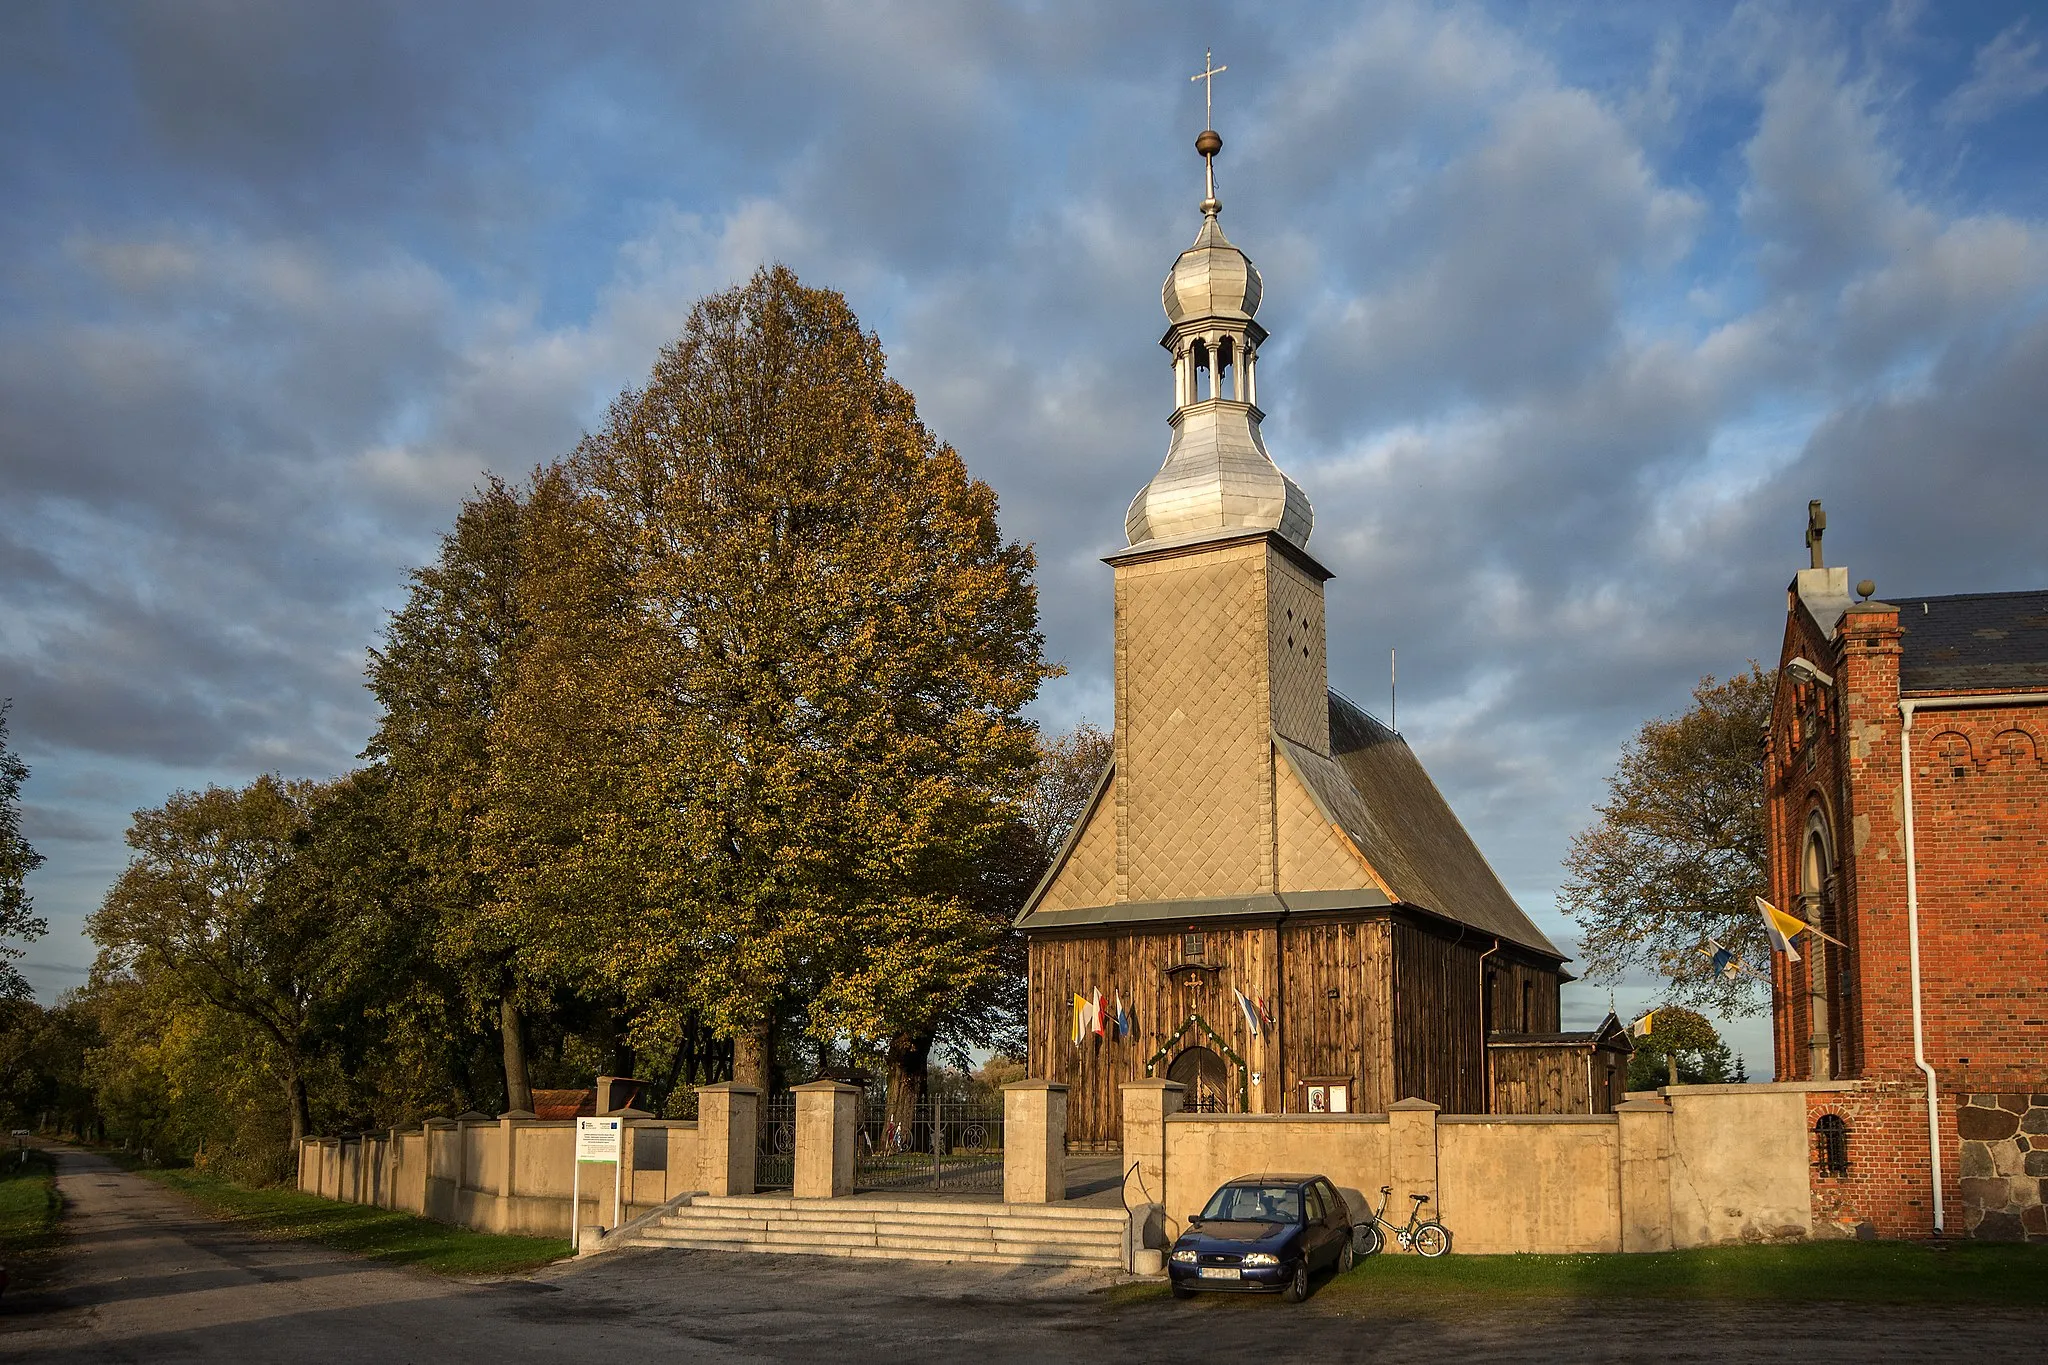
{"left": 854, "top": 1096, "right": 1003, "bottom": 1194}
{"left": 755, "top": 1094, "right": 796, "bottom": 1189}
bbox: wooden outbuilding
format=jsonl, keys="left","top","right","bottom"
{"left": 1486, "top": 1014, "right": 1633, "bottom": 1115}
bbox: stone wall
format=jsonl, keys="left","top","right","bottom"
{"left": 1957, "top": 1091, "right": 2048, "bottom": 1241}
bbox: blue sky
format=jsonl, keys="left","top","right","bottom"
{"left": 5, "top": 1, "right": 2047, "bottom": 1075}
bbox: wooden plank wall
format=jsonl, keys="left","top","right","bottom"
{"left": 1028, "top": 924, "right": 1280, "bottom": 1148}
{"left": 1029, "top": 914, "right": 1567, "bottom": 1140}
{"left": 1486, "top": 958, "right": 1562, "bottom": 1035}
{"left": 1390, "top": 922, "right": 1486, "bottom": 1113}
{"left": 1490, "top": 1047, "right": 1588, "bottom": 1114}
{"left": 1276, "top": 918, "right": 1395, "bottom": 1112}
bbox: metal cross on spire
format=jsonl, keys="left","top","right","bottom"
{"left": 1191, "top": 49, "right": 1228, "bottom": 130}
{"left": 1190, "top": 51, "right": 1228, "bottom": 215}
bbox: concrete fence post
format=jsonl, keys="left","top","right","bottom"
{"left": 1121, "top": 1078, "right": 1186, "bottom": 1248}
{"left": 792, "top": 1081, "right": 860, "bottom": 1199}
{"left": 695, "top": 1082, "right": 760, "bottom": 1197}
{"left": 1388, "top": 1098, "right": 1440, "bottom": 1249}
{"left": 1615, "top": 1097, "right": 1674, "bottom": 1252}
{"left": 1001, "top": 1080, "right": 1068, "bottom": 1204}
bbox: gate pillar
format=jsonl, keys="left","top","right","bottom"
{"left": 697, "top": 1082, "right": 760, "bottom": 1197}
{"left": 1120, "top": 1078, "right": 1184, "bottom": 1243}
{"left": 1002, "top": 1080, "right": 1068, "bottom": 1204}
{"left": 793, "top": 1081, "right": 861, "bottom": 1199}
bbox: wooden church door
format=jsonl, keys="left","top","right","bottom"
{"left": 1168, "top": 1046, "right": 1231, "bottom": 1113}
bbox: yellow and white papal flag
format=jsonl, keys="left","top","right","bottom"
{"left": 1754, "top": 896, "right": 1806, "bottom": 963}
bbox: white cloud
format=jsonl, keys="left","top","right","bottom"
{"left": 1938, "top": 19, "right": 2048, "bottom": 126}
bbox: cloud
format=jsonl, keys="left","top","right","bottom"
{"left": 1938, "top": 19, "right": 2048, "bottom": 126}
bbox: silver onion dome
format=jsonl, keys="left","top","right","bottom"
{"left": 1125, "top": 127, "right": 1312, "bottom": 553}
{"left": 1124, "top": 402, "right": 1313, "bottom": 548}
{"left": 1161, "top": 213, "right": 1263, "bottom": 325}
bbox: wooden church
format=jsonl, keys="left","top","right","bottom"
{"left": 1016, "top": 124, "right": 1581, "bottom": 1147}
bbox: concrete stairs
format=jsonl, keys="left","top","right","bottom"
{"left": 623, "top": 1194, "right": 1129, "bottom": 1270}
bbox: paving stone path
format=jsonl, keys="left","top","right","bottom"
{"left": 2, "top": 1145, "right": 2041, "bottom": 1363}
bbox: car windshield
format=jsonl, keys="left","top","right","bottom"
{"left": 1200, "top": 1184, "right": 1301, "bottom": 1223}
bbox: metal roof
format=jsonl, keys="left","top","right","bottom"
{"left": 1891, "top": 590, "right": 2048, "bottom": 693}
{"left": 1294, "top": 694, "right": 1565, "bottom": 961}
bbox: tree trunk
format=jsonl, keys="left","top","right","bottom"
{"left": 884, "top": 1030, "right": 933, "bottom": 1140}
{"left": 500, "top": 998, "right": 533, "bottom": 1114}
{"left": 733, "top": 1018, "right": 774, "bottom": 1091}
{"left": 285, "top": 1070, "right": 310, "bottom": 1148}
{"left": 1667, "top": 1053, "right": 1679, "bottom": 1088}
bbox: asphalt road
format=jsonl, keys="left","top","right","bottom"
{"left": 2, "top": 1146, "right": 2041, "bottom": 1363}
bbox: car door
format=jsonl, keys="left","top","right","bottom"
{"left": 1315, "top": 1180, "right": 1350, "bottom": 1257}
{"left": 1301, "top": 1183, "right": 1331, "bottom": 1268}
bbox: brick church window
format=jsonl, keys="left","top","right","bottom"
{"left": 1815, "top": 1114, "right": 1849, "bottom": 1174}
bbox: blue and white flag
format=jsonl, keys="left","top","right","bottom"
{"left": 1233, "top": 987, "right": 1260, "bottom": 1038}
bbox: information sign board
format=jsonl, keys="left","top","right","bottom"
{"left": 576, "top": 1116, "right": 622, "bottom": 1162}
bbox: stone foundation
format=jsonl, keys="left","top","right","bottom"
{"left": 1956, "top": 1092, "right": 2048, "bottom": 1242}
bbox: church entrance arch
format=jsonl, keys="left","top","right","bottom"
{"left": 1167, "top": 1046, "right": 1231, "bottom": 1114}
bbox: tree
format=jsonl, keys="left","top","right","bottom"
{"left": 1, "top": 702, "right": 47, "bottom": 1002}
{"left": 1560, "top": 668, "right": 1775, "bottom": 1015}
{"left": 367, "top": 478, "right": 546, "bottom": 1113}
{"left": 1022, "top": 721, "right": 1112, "bottom": 860}
{"left": 0, "top": 998, "right": 99, "bottom": 1134}
{"left": 88, "top": 776, "right": 384, "bottom": 1148}
{"left": 1625, "top": 1006, "right": 1736, "bottom": 1089}
{"left": 493, "top": 266, "right": 1054, "bottom": 1108}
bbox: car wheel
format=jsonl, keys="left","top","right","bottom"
{"left": 1337, "top": 1241, "right": 1355, "bottom": 1275}
{"left": 1281, "top": 1261, "right": 1310, "bottom": 1303}
{"left": 1413, "top": 1222, "right": 1452, "bottom": 1258}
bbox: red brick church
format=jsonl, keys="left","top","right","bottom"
{"left": 1766, "top": 503, "right": 2047, "bottom": 1240}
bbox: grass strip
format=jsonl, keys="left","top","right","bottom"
{"left": 0, "top": 1149, "right": 61, "bottom": 1261}
{"left": 1105, "top": 1240, "right": 2048, "bottom": 1312}
{"left": 139, "top": 1168, "right": 571, "bottom": 1277}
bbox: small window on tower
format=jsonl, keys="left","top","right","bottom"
{"left": 1182, "top": 931, "right": 1206, "bottom": 962}
{"left": 1815, "top": 1114, "right": 1849, "bottom": 1175}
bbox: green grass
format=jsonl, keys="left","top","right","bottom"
{"left": 0, "top": 1149, "right": 61, "bottom": 1259}
{"left": 1105, "top": 1240, "right": 2048, "bottom": 1313}
{"left": 139, "top": 1168, "right": 572, "bottom": 1277}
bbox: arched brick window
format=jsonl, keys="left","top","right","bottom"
{"left": 1814, "top": 1113, "right": 1849, "bottom": 1175}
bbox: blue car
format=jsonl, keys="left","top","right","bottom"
{"left": 1168, "top": 1173, "right": 1356, "bottom": 1302}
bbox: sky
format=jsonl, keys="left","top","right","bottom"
{"left": 5, "top": 1, "right": 2047, "bottom": 1077}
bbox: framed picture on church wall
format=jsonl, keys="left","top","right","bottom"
{"left": 1302, "top": 1077, "right": 1351, "bottom": 1114}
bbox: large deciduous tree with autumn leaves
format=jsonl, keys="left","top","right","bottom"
{"left": 61, "top": 265, "right": 1064, "bottom": 1165}
{"left": 467, "top": 266, "right": 1055, "bottom": 1110}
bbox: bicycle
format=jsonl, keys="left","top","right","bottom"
{"left": 1351, "top": 1185, "right": 1452, "bottom": 1257}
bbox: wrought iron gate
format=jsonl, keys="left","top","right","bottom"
{"left": 755, "top": 1093, "right": 796, "bottom": 1189}
{"left": 854, "top": 1096, "right": 1003, "bottom": 1194}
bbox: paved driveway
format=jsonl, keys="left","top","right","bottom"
{"left": 2, "top": 1146, "right": 2041, "bottom": 1363}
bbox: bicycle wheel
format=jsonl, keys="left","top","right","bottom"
{"left": 1412, "top": 1221, "right": 1452, "bottom": 1258}
{"left": 1353, "top": 1222, "right": 1384, "bottom": 1257}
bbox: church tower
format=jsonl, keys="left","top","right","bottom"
{"left": 1017, "top": 92, "right": 1567, "bottom": 1146}
{"left": 1110, "top": 123, "right": 1341, "bottom": 902}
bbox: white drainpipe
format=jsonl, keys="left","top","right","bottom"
{"left": 1897, "top": 688, "right": 2048, "bottom": 1238}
